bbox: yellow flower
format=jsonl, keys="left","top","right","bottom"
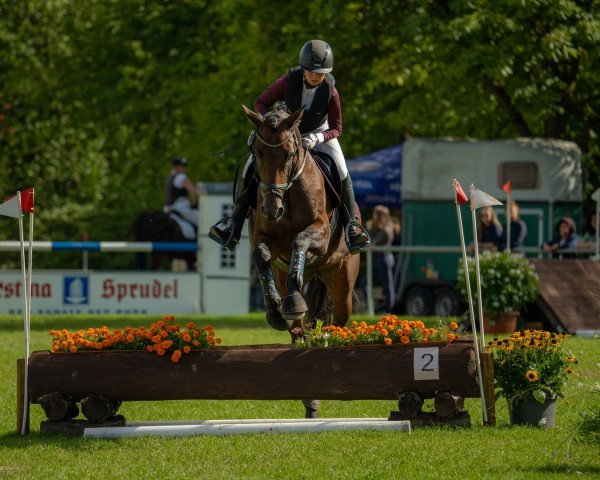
{"left": 526, "top": 370, "right": 539, "bottom": 382}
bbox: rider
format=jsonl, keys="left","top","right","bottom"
{"left": 209, "top": 39, "right": 370, "bottom": 254}
{"left": 163, "top": 156, "right": 198, "bottom": 228}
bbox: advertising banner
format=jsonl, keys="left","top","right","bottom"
{"left": 0, "top": 270, "right": 201, "bottom": 315}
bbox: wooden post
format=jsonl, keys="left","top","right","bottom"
{"left": 16, "top": 359, "right": 30, "bottom": 434}
{"left": 481, "top": 352, "right": 496, "bottom": 426}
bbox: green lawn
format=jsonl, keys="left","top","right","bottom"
{"left": 0, "top": 314, "right": 599, "bottom": 479}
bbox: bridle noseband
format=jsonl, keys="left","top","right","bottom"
{"left": 253, "top": 127, "right": 307, "bottom": 201}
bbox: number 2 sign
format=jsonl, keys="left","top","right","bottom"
{"left": 413, "top": 347, "right": 440, "bottom": 380}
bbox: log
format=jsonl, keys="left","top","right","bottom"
{"left": 29, "top": 339, "right": 479, "bottom": 402}
{"left": 397, "top": 392, "right": 424, "bottom": 419}
{"left": 434, "top": 392, "right": 464, "bottom": 418}
{"left": 81, "top": 395, "right": 122, "bottom": 422}
{"left": 37, "top": 392, "right": 79, "bottom": 422}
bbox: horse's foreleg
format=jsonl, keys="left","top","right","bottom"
{"left": 254, "top": 242, "right": 287, "bottom": 331}
{"left": 281, "top": 232, "right": 313, "bottom": 322}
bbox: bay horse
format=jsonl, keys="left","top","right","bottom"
{"left": 243, "top": 104, "right": 360, "bottom": 340}
{"left": 131, "top": 211, "right": 196, "bottom": 271}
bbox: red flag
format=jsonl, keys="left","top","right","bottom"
{"left": 502, "top": 181, "right": 512, "bottom": 195}
{"left": 453, "top": 179, "right": 469, "bottom": 204}
{"left": 21, "top": 187, "right": 34, "bottom": 213}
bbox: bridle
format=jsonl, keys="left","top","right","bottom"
{"left": 253, "top": 126, "right": 308, "bottom": 201}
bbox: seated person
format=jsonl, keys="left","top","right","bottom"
{"left": 499, "top": 200, "right": 527, "bottom": 252}
{"left": 542, "top": 216, "right": 579, "bottom": 258}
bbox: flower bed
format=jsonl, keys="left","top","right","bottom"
{"left": 296, "top": 316, "right": 460, "bottom": 348}
{"left": 49, "top": 316, "right": 221, "bottom": 363}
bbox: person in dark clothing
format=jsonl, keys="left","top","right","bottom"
{"left": 209, "top": 39, "right": 370, "bottom": 253}
{"left": 542, "top": 216, "right": 580, "bottom": 258}
{"left": 469, "top": 206, "right": 502, "bottom": 253}
{"left": 163, "top": 156, "right": 198, "bottom": 228}
{"left": 499, "top": 200, "right": 527, "bottom": 251}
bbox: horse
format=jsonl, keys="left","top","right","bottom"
{"left": 131, "top": 210, "right": 196, "bottom": 271}
{"left": 243, "top": 104, "right": 360, "bottom": 341}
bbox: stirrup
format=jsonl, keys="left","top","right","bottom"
{"left": 208, "top": 217, "right": 239, "bottom": 250}
{"left": 345, "top": 221, "right": 371, "bottom": 254}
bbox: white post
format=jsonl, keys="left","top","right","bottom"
{"left": 471, "top": 206, "right": 486, "bottom": 354}
{"left": 505, "top": 196, "right": 511, "bottom": 253}
{"left": 453, "top": 180, "right": 488, "bottom": 424}
{"left": 16, "top": 192, "right": 29, "bottom": 435}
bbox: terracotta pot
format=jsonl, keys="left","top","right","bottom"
{"left": 508, "top": 397, "right": 557, "bottom": 428}
{"left": 483, "top": 311, "right": 519, "bottom": 334}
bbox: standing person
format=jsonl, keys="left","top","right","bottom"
{"left": 209, "top": 39, "right": 370, "bottom": 254}
{"left": 578, "top": 212, "right": 598, "bottom": 251}
{"left": 369, "top": 205, "right": 396, "bottom": 313}
{"left": 499, "top": 200, "right": 527, "bottom": 252}
{"left": 542, "top": 216, "right": 579, "bottom": 258}
{"left": 163, "top": 156, "right": 198, "bottom": 228}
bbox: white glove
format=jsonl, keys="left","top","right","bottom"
{"left": 302, "top": 133, "right": 324, "bottom": 150}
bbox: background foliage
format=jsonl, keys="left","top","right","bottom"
{"left": 1, "top": 0, "right": 598, "bottom": 269}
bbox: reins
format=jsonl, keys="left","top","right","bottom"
{"left": 253, "top": 126, "right": 308, "bottom": 201}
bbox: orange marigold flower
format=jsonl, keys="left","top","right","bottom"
{"left": 192, "top": 340, "right": 200, "bottom": 347}
{"left": 449, "top": 321, "right": 459, "bottom": 330}
{"left": 69, "top": 346, "right": 77, "bottom": 353}
{"left": 160, "top": 330, "right": 169, "bottom": 338}
{"left": 400, "top": 335, "right": 410, "bottom": 344}
{"left": 183, "top": 346, "right": 191, "bottom": 354}
{"left": 157, "top": 348, "right": 166, "bottom": 356}
{"left": 384, "top": 337, "right": 392, "bottom": 346}
{"left": 146, "top": 345, "right": 154, "bottom": 352}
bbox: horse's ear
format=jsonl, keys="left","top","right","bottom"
{"left": 242, "top": 105, "right": 263, "bottom": 128}
{"left": 281, "top": 107, "right": 304, "bottom": 131}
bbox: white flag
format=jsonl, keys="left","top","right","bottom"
{"left": 470, "top": 185, "right": 503, "bottom": 210}
{"left": 0, "top": 195, "right": 21, "bottom": 218}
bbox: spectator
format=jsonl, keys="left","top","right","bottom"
{"left": 368, "top": 205, "right": 396, "bottom": 313}
{"left": 499, "top": 200, "right": 527, "bottom": 252}
{"left": 469, "top": 206, "right": 502, "bottom": 252}
{"left": 542, "top": 216, "right": 580, "bottom": 258}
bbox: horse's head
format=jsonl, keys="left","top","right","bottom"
{"left": 243, "top": 104, "right": 305, "bottom": 222}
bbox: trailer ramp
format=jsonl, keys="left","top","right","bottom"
{"left": 530, "top": 259, "right": 600, "bottom": 334}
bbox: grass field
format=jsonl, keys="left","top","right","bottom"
{"left": 0, "top": 313, "right": 599, "bottom": 479}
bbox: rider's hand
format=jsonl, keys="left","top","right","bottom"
{"left": 302, "top": 133, "right": 324, "bottom": 150}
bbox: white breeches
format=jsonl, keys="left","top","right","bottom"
{"left": 169, "top": 197, "right": 198, "bottom": 227}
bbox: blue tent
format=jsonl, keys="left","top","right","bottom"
{"left": 347, "top": 143, "right": 402, "bottom": 208}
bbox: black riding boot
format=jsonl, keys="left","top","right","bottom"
{"left": 341, "top": 176, "right": 370, "bottom": 254}
{"left": 209, "top": 191, "right": 249, "bottom": 250}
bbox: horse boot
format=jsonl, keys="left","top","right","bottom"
{"left": 341, "top": 176, "right": 371, "bottom": 254}
{"left": 209, "top": 190, "right": 249, "bottom": 250}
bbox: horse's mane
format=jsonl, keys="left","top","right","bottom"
{"left": 264, "top": 103, "right": 291, "bottom": 131}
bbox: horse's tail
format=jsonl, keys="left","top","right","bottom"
{"left": 305, "top": 277, "right": 333, "bottom": 327}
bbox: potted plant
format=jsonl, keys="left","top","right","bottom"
{"left": 457, "top": 251, "right": 540, "bottom": 333}
{"left": 487, "top": 329, "right": 577, "bottom": 427}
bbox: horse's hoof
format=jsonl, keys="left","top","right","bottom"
{"left": 282, "top": 292, "right": 308, "bottom": 321}
{"left": 266, "top": 309, "right": 289, "bottom": 331}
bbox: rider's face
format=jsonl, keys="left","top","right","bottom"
{"left": 303, "top": 70, "right": 326, "bottom": 87}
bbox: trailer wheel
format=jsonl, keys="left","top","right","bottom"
{"left": 434, "top": 287, "right": 462, "bottom": 317}
{"left": 403, "top": 286, "right": 434, "bottom": 316}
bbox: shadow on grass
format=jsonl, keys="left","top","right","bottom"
{"left": 531, "top": 464, "right": 600, "bottom": 475}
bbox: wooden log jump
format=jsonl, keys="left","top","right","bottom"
{"left": 25, "top": 338, "right": 495, "bottom": 433}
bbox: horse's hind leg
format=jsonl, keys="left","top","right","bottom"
{"left": 319, "top": 254, "right": 360, "bottom": 327}
{"left": 254, "top": 242, "right": 287, "bottom": 331}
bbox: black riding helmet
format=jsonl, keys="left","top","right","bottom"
{"left": 172, "top": 156, "right": 187, "bottom": 167}
{"left": 299, "top": 39, "right": 333, "bottom": 73}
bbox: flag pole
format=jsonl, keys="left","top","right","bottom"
{"left": 505, "top": 195, "right": 511, "bottom": 254}
{"left": 469, "top": 184, "right": 487, "bottom": 353}
{"left": 16, "top": 192, "right": 29, "bottom": 435}
{"left": 453, "top": 180, "right": 488, "bottom": 424}
{"left": 26, "top": 190, "right": 34, "bottom": 347}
